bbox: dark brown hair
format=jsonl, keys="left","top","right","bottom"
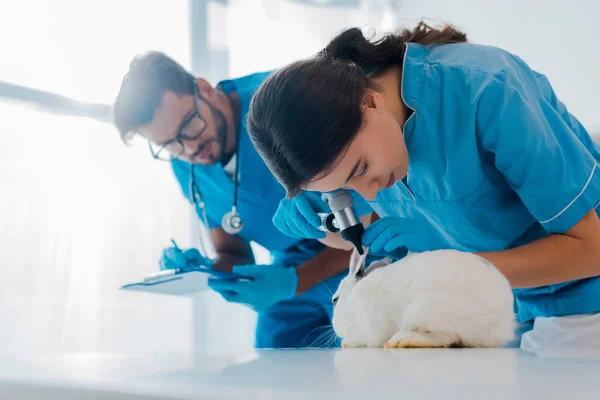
{"left": 247, "top": 22, "right": 467, "bottom": 197}
{"left": 113, "top": 51, "right": 195, "bottom": 142}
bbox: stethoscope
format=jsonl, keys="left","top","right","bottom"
{"left": 188, "top": 150, "right": 242, "bottom": 261}
{"left": 188, "top": 88, "right": 244, "bottom": 238}
{"left": 189, "top": 159, "right": 242, "bottom": 234}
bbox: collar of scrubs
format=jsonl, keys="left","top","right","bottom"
{"left": 217, "top": 73, "right": 281, "bottom": 199}
{"left": 400, "top": 43, "right": 427, "bottom": 144}
{"left": 222, "top": 153, "right": 237, "bottom": 180}
{"left": 366, "top": 43, "right": 428, "bottom": 204}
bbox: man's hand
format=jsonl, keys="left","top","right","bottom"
{"left": 159, "top": 247, "right": 210, "bottom": 270}
{"left": 207, "top": 264, "right": 298, "bottom": 311}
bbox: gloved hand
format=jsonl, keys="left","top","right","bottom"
{"left": 207, "top": 264, "right": 298, "bottom": 311}
{"left": 159, "top": 247, "right": 211, "bottom": 270}
{"left": 362, "top": 216, "right": 424, "bottom": 256}
{"left": 367, "top": 245, "right": 410, "bottom": 261}
{"left": 272, "top": 191, "right": 329, "bottom": 240}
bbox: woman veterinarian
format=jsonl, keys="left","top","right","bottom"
{"left": 247, "top": 22, "right": 600, "bottom": 350}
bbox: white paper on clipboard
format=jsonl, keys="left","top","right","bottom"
{"left": 120, "top": 270, "right": 212, "bottom": 297}
{"left": 120, "top": 267, "right": 243, "bottom": 297}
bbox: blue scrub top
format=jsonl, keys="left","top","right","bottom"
{"left": 352, "top": 42, "right": 600, "bottom": 323}
{"left": 170, "top": 72, "right": 324, "bottom": 266}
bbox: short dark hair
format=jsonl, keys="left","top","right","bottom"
{"left": 113, "top": 51, "right": 195, "bottom": 141}
{"left": 247, "top": 22, "right": 467, "bottom": 197}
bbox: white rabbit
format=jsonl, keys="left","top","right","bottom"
{"left": 332, "top": 249, "right": 516, "bottom": 348}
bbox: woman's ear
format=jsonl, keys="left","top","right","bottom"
{"left": 361, "top": 89, "right": 384, "bottom": 111}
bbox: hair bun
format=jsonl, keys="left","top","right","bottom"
{"left": 318, "top": 28, "right": 369, "bottom": 68}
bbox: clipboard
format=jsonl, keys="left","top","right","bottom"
{"left": 120, "top": 267, "right": 245, "bottom": 297}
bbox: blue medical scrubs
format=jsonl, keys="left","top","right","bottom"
{"left": 170, "top": 72, "right": 345, "bottom": 348}
{"left": 352, "top": 42, "right": 600, "bottom": 323}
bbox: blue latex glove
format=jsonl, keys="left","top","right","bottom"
{"left": 272, "top": 191, "right": 328, "bottom": 240}
{"left": 207, "top": 264, "right": 298, "bottom": 311}
{"left": 368, "top": 245, "right": 410, "bottom": 261}
{"left": 159, "top": 247, "right": 211, "bottom": 270}
{"left": 362, "top": 216, "right": 424, "bottom": 255}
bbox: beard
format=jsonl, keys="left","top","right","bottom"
{"left": 191, "top": 103, "right": 229, "bottom": 165}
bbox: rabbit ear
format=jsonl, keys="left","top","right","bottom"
{"left": 364, "top": 256, "right": 392, "bottom": 277}
{"left": 349, "top": 246, "right": 368, "bottom": 278}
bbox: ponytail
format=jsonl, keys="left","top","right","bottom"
{"left": 318, "top": 21, "right": 467, "bottom": 72}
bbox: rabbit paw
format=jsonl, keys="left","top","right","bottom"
{"left": 342, "top": 341, "right": 366, "bottom": 348}
{"left": 384, "top": 331, "right": 460, "bottom": 348}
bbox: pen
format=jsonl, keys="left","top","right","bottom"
{"left": 170, "top": 238, "right": 191, "bottom": 269}
{"left": 143, "top": 269, "right": 179, "bottom": 282}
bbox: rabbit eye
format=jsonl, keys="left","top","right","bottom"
{"left": 332, "top": 297, "right": 339, "bottom": 306}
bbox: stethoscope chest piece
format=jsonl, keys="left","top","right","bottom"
{"left": 222, "top": 209, "right": 244, "bottom": 235}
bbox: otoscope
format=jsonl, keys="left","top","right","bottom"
{"left": 317, "top": 190, "right": 365, "bottom": 255}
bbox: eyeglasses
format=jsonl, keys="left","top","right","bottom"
{"left": 148, "top": 85, "right": 207, "bottom": 161}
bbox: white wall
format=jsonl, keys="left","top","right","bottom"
{"left": 0, "top": 1, "right": 195, "bottom": 355}
{"left": 222, "top": 0, "right": 404, "bottom": 77}
{"left": 394, "top": 0, "right": 599, "bottom": 136}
